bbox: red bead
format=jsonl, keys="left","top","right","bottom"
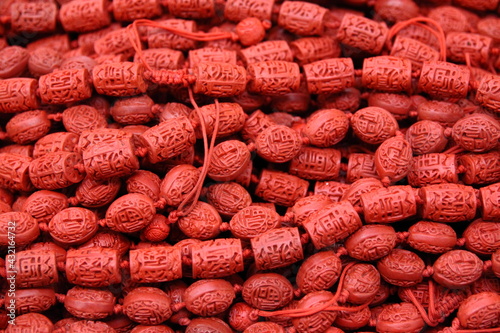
{"left": 39, "top": 68, "right": 92, "bottom": 104}
{"left": 247, "top": 61, "right": 301, "bottom": 96}
{"left": 184, "top": 279, "right": 235, "bottom": 316}
{"left": 130, "top": 246, "right": 182, "bottom": 283}
{"left": 459, "top": 151, "right": 500, "bottom": 185}
{"left": 304, "top": 58, "right": 355, "bottom": 95}
{"left": 255, "top": 169, "right": 308, "bottom": 207}
{"left": 64, "top": 287, "right": 115, "bottom": 320}
{"left": 93, "top": 62, "right": 147, "bottom": 97}
{"left": 103, "top": 193, "right": 155, "bottom": 233}
{"left": 361, "top": 186, "right": 417, "bottom": 223}
{"left": 48, "top": 207, "right": 98, "bottom": 246}
{"left": 377, "top": 249, "right": 425, "bottom": 287}
{"left": 350, "top": 107, "right": 399, "bottom": 145}
{"left": 123, "top": 287, "right": 172, "bottom": 324}
{"left": 362, "top": 56, "right": 412, "bottom": 93}
{"left": 251, "top": 227, "right": 303, "bottom": 270}
{"left": 418, "top": 61, "right": 470, "bottom": 101}
{"left": 337, "top": 14, "right": 388, "bottom": 54}
{"left": 224, "top": 0, "right": 273, "bottom": 22}
{"left": 240, "top": 40, "right": 293, "bottom": 65}
{"left": 344, "top": 263, "right": 380, "bottom": 304}
{"left": 229, "top": 205, "right": 281, "bottom": 239}
{"left": 376, "top": 303, "right": 424, "bottom": 333}
{"left": 290, "top": 37, "right": 341, "bottom": 66}
{"left": 0, "top": 78, "right": 39, "bottom": 113}
{"left": 296, "top": 251, "right": 341, "bottom": 294}
{"left": 457, "top": 292, "right": 500, "bottom": 329}
{"left": 405, "top": 120, "right": 448, "bottom": 155}
{"left": 10, "top": 2, "right": 57, "bottom": 33}
{"left": 5, "top": 110, "right": 51, "bottom": 145}
{"left": 479, "top": 182, "right": 500, "bottom": 221}
{"left": 112, "top": 0, "right": 161, "bottom": 21}
{"left": 452, "top": 113, "right": 500, "bottom": 153}
{"left": 29, "top": 151, "right": 85, "bottom": 190}
{"left": 167, "top": 0, "right": 214, "bottom": 19}
{"left": 13, "top": 249, "right": 58, "bottom": 288}
{"left": 345, "top": 225, "right": 397, "bottom": 261}
{"left": 192, "top": 62, "right": 247, "bottom": 97}
{"left": 432, "top": 250, "right": 483, "bottom": 289}
{"left": 0, "top": 46, "right": 30, "bottom": 79}
{"left": 242, "top": 273, "right": 293, "bottom": 310}
{"left": 408, "top": 154, "right": 458, "bottom": 187}
{"left": 292, "top": 291, "right": 337, "bottom": 332}
{"left": 390, "top": 36, "right": 439, "bottom": 71}
{"left": 66, "top": 247, "right": 121, "bottom": 287}
{"left": 0, "top": 212, "right": 39, "bottom": 247}
{"left": 278, "top": 1, "right": 328, "bottom": 36}
{"left": 255, "top": 125, "right": 302, "bottom": 163}
{"left": 420, "top": 183, "right": 476, "bottom": 222}
{"left": 375, "top": 135, "right": 413, "bottom": 184}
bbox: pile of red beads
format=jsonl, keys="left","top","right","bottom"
{"left": 0, "top": 0, "right": 499, "bottom": 332}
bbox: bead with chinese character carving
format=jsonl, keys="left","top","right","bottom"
{"left": 247, "top": 61, "right": 301, "bottom": 96}
{"left": 183, "top": 279, "right": 235, "bottom": 316}
{"left": 208, "top": 140, "right": 251, "bottom": 182}
{"left": 190, "top": 102, "right": 246, "bottom": 139}
{"left": 5, "top": 313, "right": 53, "bottom": 333}
{"left": 186, "top": 318, "right": 232, "bottom": 333}
{"left": 224, "top": 0, "right": 273, "bottom": 22}
{"left": 457, "top": 292, "right": 500, "bottom": 330}
{"left": 255, "top": 169, "right": 308, "bottom": 207}
{"left": 48, "top": 207, "right": 98, "bottom": 246}
{"left": 103, "top": 193, "right": 155, "bottom": 233}
{"left": 493, "top": 249, "right": 500, "bottom": 278}
{"left": 289, "top": 194, "right": 333, "bottom": 226}
{"left": 34, "top": 132, "right": 78, "bottom": 159}
{"left": 301, "top": 109, "right": 349, "bottom": 148}
{"left": 13, "top": 249, "right": 58, "bottom": 288}
{"left": 304, "top": 58, "right": 355, "bottom": 95}
{"left": 278, "top": 1, "right": 327, "bottom": 36}
{"left": 93, "top": 62, "right": 147, "bottom": 97}
{"left": 361, "top": 186, "right": 417, "bottom": 223}
{"left": 463, "top": 219, "right": 500, "bottom": 255}
{"left": 189, "top": 47, "right": 237, "bottom": 66}
{"left": 292, "top": 291, "right": 337, "bottom": 333}
{"left": 362, "top": 56, "right": 412, "bottom": 93}
{"left": 73, "top": 177, "right": 121, "bottom": 208}
{"left": 22, "top": 190, "right": 68, "bottom": 224}
{"left": 407, "top": 221, "right": 457, "bottom": 254}
{"left": 134, "top": 48, "right": 184, "bottom": 71}
{"left": 433, "top": 250, "right": 483, "bottom": 289}
{"left": 191, "top": 62, "right": 247, "bottom": 97}
{"left": 39, "top": 68, "right": 92, "bottom": 104}
{"left": 0, "top": 154, "right": 34, "bottom": 191}
{"left": 242, "top": 273, "right": 293, "bottom": 310}
{"left": 229, "top": 302, "right": 258, "bottom": 331}
{"left": 5, "top": 288, "right": 56, "bottom": 315}
{"left": 419, "top": 183, "right": 476, "bottom": 222}
{"left": 375, "top": 135, "right": 413, "bottom": 184}
{"left": 390, "top": 36, "right": 439, "bottom": 72}
{"left": 303, "top": 201, "right": 362, "bottom": 250}
{"left": 64, "top": 286, "right": 115, "bottom": 320}
{"left": 476, "top": 74, "right": 500, "bottom": 112}
{"left": 177, "top": 201, "right": 222, "bottom": 240}
{"left": 28, "top": 47, "right": 62, "bottom": 77}
{"left": 346, "top": 154, "right": 379, "bottom": 183}
{"left": 446, "top": 32, "right": 491, "bottom": 66}
{"left": 241, "top": 40, "right": 293, "bottom": 65}
{"left": 113, "top": 0, "right": 161, "bottom": 21}
{"left": 405, "top": 121, "right": 448, "bottom": 155}
{"left": 290, "top": 37, "right": 340, "bottom": 66}
{"left": 94, "top": 28, "right": 135, "bottom": 57}
{"left": 10, "top": 2, "right": 57, "bottom": 33}
{"left": 29, "top": 151, "right": 85, "bottom": 190}
{"left": 459, "top": 151, "right": 500, "bottom": 185}
{"left": 254, "top": 125, "right": 302, "bottom": 163}
{"left": 80, "top": 230, "right": 131, "bottom": 257}
{"left": 241, "top": 110, "right": 276, "bottom": 142}
{"left": 63, "top": 105, "right": 107, "bottom": 135}
{"left": 452, "top": 113, "right": 500, "bottom": 153}
{"left": 110, "top": 95, "right": 155, "bottom": 125}
{"left": 479, "top": 182, "right": 500, "bottom": 221}
{"left": 317, "top": 88, "right": 360, "bottom": 113}
{"left": 368, "top": 92, "right": 413, "bottom": 120}
{"left": 417, "top": 100, "right": 464, "bottom": 126}
{"left": 0, "top": 212, "right": 39, "bottom": 247}
{"left": 337, "top": 14, "right": 388, "bottom": 54}
{"left": 66, "top": 247, "right": 121, "bottom": 287}
{"left": 123, "top": 287, "right": 172, "bottom": 325}
{"left": 289, "top": 147, "right": 341, "bottom": 181}
{"left": 5, "top": 110, "right": 51, "bottom": 145}
{"left": 296, "top": 251, "right": 341, "bottom": 294}
{"left": 159, "top": 164, "right": 200, "bottom": 207}
{"left": 0, "top": 46, "right": 30, "bottom": 79}
{"left": 376, "top": 303, "right": 424, "bottom": 333}
{"left": 350, "top": 107, "right": 399, "bottom": 145}
{"left": 129, "top": 246, "right": 182, "bottom": 283}
{"left": 374, "top": 0, "right": 419, "bottom": 23}
{"left": 335, "top": 305, "right": 371, "bottom": 331}
{"left": 229, "top": 205, "right": 281, "bottom": 239}
{"left": 205, "top": 182, "right": 252, "bottom": 218}
{"left": 345, "top": 225, "right": 397, "bottom": 261}
{"left": 191, "top": 238, "right": 244, "bottom": 278}
{"left": 343, "top": 263, "right": 380, "bottom": 304}
{"left": 377, "top": 249, "right": 425, "bottom": 287}
{"left": 59, "top": 0, "right": 111, "bottom": 33}
{"left": 141, "top": 116, "right": 196, "bottom": 164}
{"left": 0, "top": 78, "right": 39, "bottom": 113}
{"left": 342, "top": 178, "right": 384, "bottom": 209}
{"left": 251, "top": 227, "right": 303, "bottom": 270}
{"left": 245, "top": 322, "right": 285, "bottom": 333}
{"left": 126, "top": 170, "right": 161, "bottom": 202}
{"left": 418, "top": 61, "right": 470, "bottom": 101}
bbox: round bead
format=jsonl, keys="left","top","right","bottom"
{"left": 334, "top": 305, "right": 371, "bottom": 331}
{"left": 446, "top": 32, "right": 491, "bottom": 65}
{"left": 405, "top": 121, "right": 448, "bottom": 155}
{"left": 289, "top": 147, "right": 341, "bottom": 181}
{"left": 289, "top": 194, "right": 333, "bottom": 226}
{"left": 457, "top": 292, "right": 500, "bottom": 329}
{"left": 296, "top": 251, "right": 342, "bottom": 294}
{"left": 186, "top": 318, "right": 232, "bottom": 333}
{"left": 255, "top": 169, "right": 309, "bottom": 207}
{"left": 229, "top": 205, "right": 281, "bottom": 240}
{"left": 74, "top": 177, "right": 121, "bottom": 208}
{"left": 236, "top": 18, "right": 266, "bottom": 46}
{"left": 63, "top": 105, "right": 107, "bottom": 135}
{"left": 104, "top": 193, "right": 155, "bottom": 233}
{"left": 159, "top": 164, "right": 200, "bottom": 207}
{"left": 452, "top": 113, "right": 500, "bottom": 153}
{"left": 433, "top": 250, "right": 483, "bottom": 289}
{"left": 68, "top": 320, "right": 115, "bottom": 333}
{"left": 6, "top": 110, "right": 51, "bottom": 145}
{"left": 251, "top": 227, "right": 303, "bottom": 271}
{"left": 302, "top": 109, "right": 349, "bottom": 147}
{"left": 123, "top": 287, "right": 172, "bottom": 325}
{"left": 49, "top": 207, "right": 98, "bottom": 246}
{"left": 292, "top": 291, "right": 337, "bottom": 333}
{"left": 374, "top": 0, "right": 419, "bottom": 23}
{"left": 229, "top": 302, "right": 258, "bottom": 331}
{"left": 64, "top": 287, "right": 115, "bottom": 320}
{"left": 208, "top": 140, "right": 251, "bottom": 182}
{"left": 463, "top": 219, "right": 500, "bottom": 255}
{"left": 419, "top": 183, "right": 476, "bottom": 222}
{"left": 243, "top": 273, "right": 293, "bottom": 310}
{"left": 22, "top": 190, "right": 68, "bottom": 224}
{"left": 343, "top": 263, "right": 380, "bottom": 304}
{"left": 345, "top": 225, "right": 397, "bottom": 261}
{"left": 407, "top": 221, "right": 457, "bottom": 254}
{"left": 184, "top": 279, "right": 235, "bottom": 316}
{"left": 28, "top": 47, "right": 62, "bottom": 77}
{"left": 493, "top": 249, "right": 500, "bottom": 278}
{"left": 376, "top": 303, "right": 424, "bottom": 333}
{"left": 377, "top": 249, "right": 425, "bottom": 287}
{"left": 255, "top": 125, "right": 302, "bottom": 163}
{"left": 0, "top": 212, "right": 39, "bottom": 247}
{"left": 303, "top": 201, "right": 362, "bottom": 250}
{"left": 131, "top": 325, "right": 174, "bottom": 333}
{"left": 79, "top": 230, "right": 131, "bottom": 257}
{"left": 66, "top": 247, "right": 121, "bottom": 287}
{"left": 368, "top": 92, "right": 413, "bottom": 120}
{"left": 178, "top": 201, "right": 222, "bottom": 240}
{"left": 29, "top": 151, "right": 85, "bottom": 190}
{"left": 205, "top": 182, "right": 252, "bottom": 218}
{"left": 351, "top": 107, "right": 398, "bottom": 145}
{"left": 374, "top": 136, "right": 413, "bottom": 184}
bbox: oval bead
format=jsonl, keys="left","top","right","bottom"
{"left": 123, "top": 287, "right": 172, "bottom": 325}
{"left": 432, "top": 250, "right": 483, "bottom": 289}
{"left": 229, "top": 206, "right": 281, "bottom": 240}
{"left": 375, "top": 136, "right": 412, "bottom": 184}
{"left": 184, "top": 279, "right": 235, "bottom": 317}
{"left": 345, "top": 225, "right": 397, "bottom": 261}
{"left": 296, "top": 251, "right": 342, "bottom": 294}
{"left": 242, "top": 273, "right": 293, "bottom": 310}
{"left": 407, "top": 221, "right": 457, "bottom": 254}
{"left": 377, "top": 249, "right": 425, "bottom": 287}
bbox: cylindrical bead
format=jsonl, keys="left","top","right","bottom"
{"left": 93, "top": 62, "right": 147, "bottom": 96}
{"left": 240, "top": 40, "right": 293, "bottom": 65}
{"left": 224, "top": 0, "right": 273, "bottom": 22}
{"left": 192, "top": 62, "right": 247, "bottom": 97}
{"left": 134, "top": 48, "right": 184, "bottom": 70}
{"left": 361, "top": 186, "right": 417, "bottom": 223}
{"left": 362, "top": 56, "right": 412, "bottom": 93}
{"left": 250, "top": 227, "right": 303, "bottom": 270}
{"left": 304, "top": 58, "right": 355, "bottom": 95}
{"left": 278, "top": 1, "right": 327, "bottom": 36}
{"left": 129, "top": 246, "right": 182, "bottom": 283}
{"left": 29, "top": 151, "right": 84, "bottom": 190}
{"left": 419, "top": 183, "right": 476, "bottom": 222}
{"left": 167, "top": 0, "right": 214, "bottom": 19}
{"left": 0, "top": 78, "right": 39, "bottom": 113}
{"left": 247, "top": 61, "right": 301, "bottom": 96}
{"left": 113, "top": 0, "right": 161, "bottom": 21}
{"left": 189, "top": 47, "right": 237, "bottom": 66}
{"left": 13, "top": 250, "right": 58, "bottom": 288}
{"left": 346, "top": 154, "right": 380, "bottom": 182}
{"left": 147, "top": 19, "right": 198, "bottom": 51}
{"left": 390, "top": 36, "right": 440, "bottom": 71}
{"left": 337, "top": 14, "right": 388, "bottom": 54}
{"left": 476, "top": 74, "right": 500, "bottom": 112}
{"left": 191, "top": 238, "right": 244, "bottom": 279}
{"left": 459, "top": 151, "right": 500, "bottom": 185}
{"left": 59, "top": 0, "right": 111, "bottom": 33}
{"left": 479, "top": 182, "right": 500, "bottom": 221}
{"left": 38, "top": 69, "right": 92, "bottom": 104}
{"left": 290, "top": 37, "right": 341, "bottom": 65}
{"left": 408, "top": 153, "right": 458, "bottom": 187}
{"left": 190, "top": 102, "right": 247, "bottom": 139}
{"left": 11, "top": 2, "right": 57, "bottom": 33}
{"left": 66, "top": 247, "right": 121, "bottom": 287}
{"left": 0, "top": 153, "right": 33, "bottom": 192}
{"left": 418, "top": 61, "right": 470, "bottom": 100}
